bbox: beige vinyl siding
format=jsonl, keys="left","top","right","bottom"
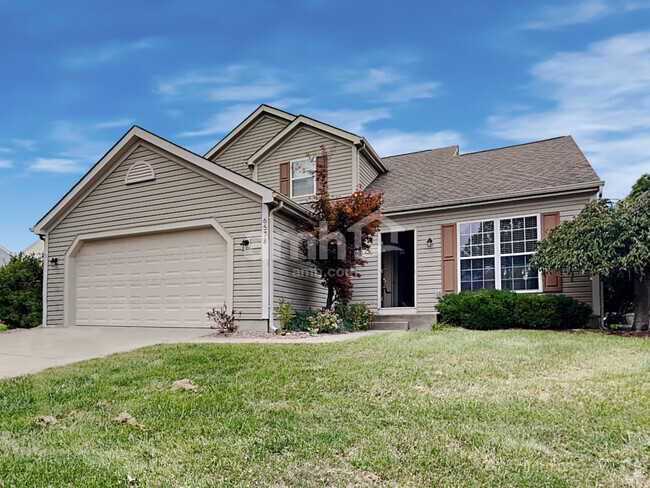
{"left": 257, "top": 126, "right": 354, "bottom": 202}
{"left": 46, "top": 144, "right": 264, "bottom": 326}
{"left": 272, "top": 211, "right": 326, "bottom": 314}
{"left": 359, "top": 152, "right": 379, "bottom": 189}
{"left": 210, "top": 114, "right": 289, "bottom": 176}
{"left": 351, "top": 192, "right": 597, "bottom": 312}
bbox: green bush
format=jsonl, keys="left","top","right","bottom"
{"left": 308, "top": 309, "right": 342, "bottom": 333}
{"left": 430, "top": 321, "right": 451, "bottom": 331}
{"left": 436, "top": 289, "right": 592, "bottom": 330}
{"left": 0, "top": 254, "right": 43, "bottom": 328}
{"left": 274, "top": 298, "right": 296, "bottom": 331}
{"left": 335, "top": 303, "right": 374, "bottom": 331}
{"left": 514, "top": 294, "right": 562, "bottom": 329}
{"left": 555, "top": 295, "right": 593, "bottom": 328}
{"left": 436, "top": 289, "right": 517, "bottom": 330}
{"left": 289, "top": 310, "right": 318, "bottom": 332}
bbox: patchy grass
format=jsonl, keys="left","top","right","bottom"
{"left": 0, "top": 330, "right": 648, "bottom": 487}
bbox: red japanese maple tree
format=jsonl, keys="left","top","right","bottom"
{"left": 300, "top": 149, "right": 384, "bottom": 309}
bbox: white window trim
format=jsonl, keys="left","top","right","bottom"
{"left": 290, "top": 156, "right": 316, "bottom": 198}
{"left": 456, "top": 214, "right": 542, "bottom": 293}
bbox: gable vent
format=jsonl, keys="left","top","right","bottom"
{"left": 125, "top": 161, "right": 155, "bottom": 185}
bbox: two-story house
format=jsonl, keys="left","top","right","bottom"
{"left": 32, "top": 105, "right": 604, "bottom": 330}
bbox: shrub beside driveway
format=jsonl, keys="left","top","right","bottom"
{"left": 1, "top": 330, "right": 648, "bottom": 487}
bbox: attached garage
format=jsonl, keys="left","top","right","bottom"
{"left": 73, "top": 226, "right": 230, "bottom": 327}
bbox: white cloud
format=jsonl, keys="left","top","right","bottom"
{"left": 12, "top": 139, "right": 36, "bottom": 151}
{"left": 487, "top": 31, "right": 650, "bottom": 198}
{"left": 0, "top": 147, "right": 11, "bottom": 153}
{"left": 341, "top": 67, "right": 440, "bottom": 103}
{"left": 384, "top": 81, "right": 441, "bottom": 103}
{"left": 0, "top": 159, "right": 12, "bottom": 168}
{"left": 95, "top": 119, "right": 134, "bottom": 129}
{"left": 368, "top": 130, "right": 462, "bottom": 157}
{"left": 29, "top": 158, "right": 85, "bottom": 173}
{"left": 49, "top": 121, "right": 109, "bottom": 162}
{"left": 157, "top": 68, "right": 241, "bottom": 97}
{"left": 342, "top": 68, "right": 402, "bottom": 93}
{"left": 65, "top": 38, "right": 161, "bottom": 67}
{"left": 522, "top": 0, "right": 613, "bottom": 29}
{"left": 157, "top": 65, "right": 291, "bottom": 103}
{"left": 178, "top": 104, "right": 259, "bottom": 137}
{"left": 25, "top": 118, "right": 126, "bottom": 173}
{"left": 522, "top": 0, "right": 650, "bottom": 29}
{"left": 307, "top": 108, "right": 392, "bottom": 134}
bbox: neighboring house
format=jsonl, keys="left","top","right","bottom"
{"left": 32, "top": 105, "right": 604, "bottom": 330}
{"left": 22, "top": 239, "right": 44, "bottom": 258}
{"left": 0, "top": 245, "right": 12, "bottom": 267}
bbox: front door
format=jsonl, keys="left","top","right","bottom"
{"left": 381, "top": 230, "right": 415, "bottom": 308}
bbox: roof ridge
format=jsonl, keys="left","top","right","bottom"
{"left": 294, "top": 113, "right": 362, "bottom": 139}
{"left": 459, "top": 136, "right": 571, "bottom": 157}
{"left": 384, "top": 145, "right": 460, "bottom": 159}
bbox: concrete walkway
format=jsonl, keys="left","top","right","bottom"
{"left": 0, "top": 327, "right": 388, "bottom": 379}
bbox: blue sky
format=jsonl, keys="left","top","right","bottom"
{"left": 1, "top": 0, "right": 649, "bottom": 252}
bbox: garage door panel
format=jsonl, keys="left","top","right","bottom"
{"left": 75, "top": 227, "right": 227, "bottom": 327}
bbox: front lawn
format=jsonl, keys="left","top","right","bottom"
{"left": 1, "top": 330, "right": 648, "bottom": 487}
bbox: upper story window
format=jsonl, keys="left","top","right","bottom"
{"left": 291, "top": 157, "right": 316, "bottom": 198}
{"left": 458, "top": 215, "right": 540, "bottom": 292}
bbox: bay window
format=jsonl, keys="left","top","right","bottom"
{"left": 459, "top": 215, "right": 540, "bottom": 292}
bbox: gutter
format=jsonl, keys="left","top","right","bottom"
{"left": 356, "top": 139, "right": 388, "bottom": 173}
{"left": 267, "top": 201, "right": 284, "bottom": 332}
{"left": 272, "top": 192, "right": 313, "bottom": 219}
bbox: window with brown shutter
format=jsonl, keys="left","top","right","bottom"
{"left": 316, "top": 155, "right": 328, "bottom": 194}
{"left": 279, "top": 162, "right": 290, "bottom": 196}
{"left": 540, "top": 212, "right": 562, "bottom": 292}
{"left": 441, "top": 223, "right": 457, "bottom": 294}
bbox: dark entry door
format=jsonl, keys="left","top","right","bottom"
{"left": 381, "top": 230, "right": 415, "bottom": 308}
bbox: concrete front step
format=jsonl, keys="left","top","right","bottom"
{"left": 371, "top": 313, "right": 438, "bottom": 331}
{"left": 372, "top": 321, "right": 409, "bottom": 330}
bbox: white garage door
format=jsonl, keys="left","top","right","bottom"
{"left": 75, "top": 227, "right": 228, "bottom": 327}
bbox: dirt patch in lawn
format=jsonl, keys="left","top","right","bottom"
{"left": 207, "top": 330, "right": 351, "bottom": 340}
{"left": 558, "top": 329, "right": 650, "bottom": 338}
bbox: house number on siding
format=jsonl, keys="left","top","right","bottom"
{"left": 262, "top": 218, "right": 268, "bottom": 245}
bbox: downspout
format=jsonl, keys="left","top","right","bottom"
{"left": 267, "top": 201, "right": 284, "bottom": 332}
{"left": 39, "top": 233, "right": 47, "bottom": 327}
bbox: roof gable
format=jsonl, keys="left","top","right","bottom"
{"left": 32, "top": 127, "right": 275, "bottom": 234}
{"left": 203, "top": 105, "right": 295, "bottom": 160}
{"left": 246, "top": 114, "right": 387, "bottom": 173}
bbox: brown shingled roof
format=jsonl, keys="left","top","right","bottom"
{"left": 369, "top": 136, "right": 603, "bottom": 211}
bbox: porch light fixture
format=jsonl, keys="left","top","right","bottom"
{"left": 239, "top": 239, "right": 250, "bottom": 251}
{"left": 50, "top": 257, "right": 58, "bottom": 266}
{"left": 426, "top": 238, "right": 433, "bottom": 248}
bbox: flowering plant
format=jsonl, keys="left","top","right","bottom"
{"left": 307, "top": 308, "right": 342, "bottom": 334}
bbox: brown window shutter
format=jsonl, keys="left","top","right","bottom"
{"left": 316, "top": 155, "right": 328, "bottom": 194}
{"left": 279, "top": 162, "right": 290, "bottom": 197}
{"left": 540, "top": 212, "right": 562, "bottom": 292}
{"left": 441, "top": 223, "right": 457, "bottom": 295}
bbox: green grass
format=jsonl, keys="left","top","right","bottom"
{"left": 1, "top": 330, "right": 648, "bottom": 487}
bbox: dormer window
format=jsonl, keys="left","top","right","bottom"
{"left": 291, "top": 157, "right": 316, "bottom": 197}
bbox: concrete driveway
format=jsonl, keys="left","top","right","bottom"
{"left": 0, "top": 327, "right": 388, "bottom": 379}
{"left": 0, "top": 326, "right": 209, "bottom": 379}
